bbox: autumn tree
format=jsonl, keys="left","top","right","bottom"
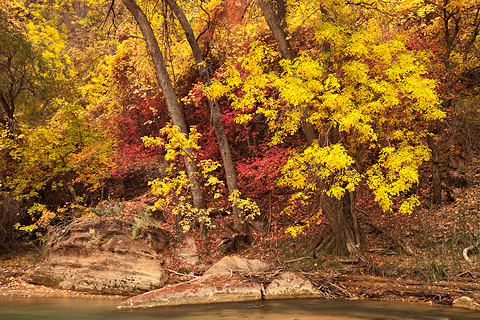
{"left": 0, "top": 4, "right": 69, "bottom": 136}
{"left": 164, "top": 0, "right": 249, "bottom": 235}
{"left": 258, "top": 0, "right": 317, "bottom": 144}
{"left": 1, "top": 103, "right": 116, "bottom": 239}
{"left": 210, "top": 1, "right": 445, "bottom": 256}
{"left": 401, "top": 0, "right": 480, "bottom": 95}
{"left": 0, "top": 0, "right": 114, "bottom": 244}
{"left": 1, "top": 0, "right": 73, "bottom": 194}
{"left": 121, "top": 0, "right": 207, "bottom": 210}
{"left": 0, "top": 10, "right": 31, "bottom": 135}
{"left": 400, "top": 0, "right": 480, "bottom": 203}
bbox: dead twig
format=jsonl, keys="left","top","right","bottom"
{"left": 167, "top": 269, "right": 198, "bottom": 278}
{"left": 283, "top": 257, "right": 311, "bottom": 263}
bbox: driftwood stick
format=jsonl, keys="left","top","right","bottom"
{"left": 167, "top": 269, "right": 198, "bottom": 278}
{"left": 284, "top": 257, "right": 310, "bottom": 263}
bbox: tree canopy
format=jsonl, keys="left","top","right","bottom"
{"left": 0, "top": 0, "right": 478, "bottom": 259}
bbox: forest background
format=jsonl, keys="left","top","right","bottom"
{"left": 1, "top": 0, "right": 480, "bottom": 280}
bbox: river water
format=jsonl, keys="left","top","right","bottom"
{"left": 0, "top": 297, "right": 478, "bottom": 320}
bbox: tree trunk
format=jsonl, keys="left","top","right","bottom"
{"left": 258, "top": 0, "right": 316, "bottom": 145}
{"left": 322, "top": 126, "right": 361, "bottom": 256}
{"left": 427, "top": 122, "right": 442, "bottom": 205}
{"left": 257, "top": 0, "right": 294, "bottom": 61}
{"left": 165, "top": 0, "right": 248, "bottom": 235}
{"left": 320, "top": 191, "right": 360, "bottom": 256}
{"left": 259, "top": 0, "right": 360, "bottom": 255}
{"left": 0, "top": 93, "right": 17, "bottom": 137}
{"left": 122, "top": 0, "right": 206, "bottom": 209}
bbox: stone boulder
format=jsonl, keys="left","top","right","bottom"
{"left": 264, "top": 272, "right": 323, "bottom": 299}
{"left": 119, "top": 274, "right": 263, "bottom": 308}
{"left": 452, "top": 296, "right": 480, "bottom": 311}
{"left": 204, "top": 256, "right": 269, "bottom": 275}
{"left": 119, "top": 265, "right": 326, "bottom": 308}
{"left": 30, "top": 215, "right": 170, "bottom": 295}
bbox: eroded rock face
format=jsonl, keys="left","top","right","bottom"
{"left": 31, "top": 216, "right": 170, "bottom": 295}
{"left": 264, "top": 272, "right": 323, "bottom": 299}
{"left": 119, "top": 258, "right": 326, "bottom": 308}
{"left": 120, "top": 274, "right": 263, "bottom": 308}
{"left": 174, "top": 236, "right": 199, "bottom": 265}
{"left": 204, "top": 256, "right": 269, "bottom": 276}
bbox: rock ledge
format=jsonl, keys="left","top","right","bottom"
{"left": 31, "top": 216, "right": 170, "bottom": 295}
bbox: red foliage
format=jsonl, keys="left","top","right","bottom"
{"left": 184, "top": 80, "right": 289, "bottom": 201}
{"left": 107, "top": 93, "right": 168, "bottom": 174}
{"left": 236, "top": 145, "right": 290, "bottom": 198}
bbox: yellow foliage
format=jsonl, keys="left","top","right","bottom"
{"left": 143, "top": 124, "right": 260, "bottom": 231}
{"left": 281, "top": 143, "right": 361, "bottom": 199}
{"left": 285, "top": 222, "right": 309, "bottom": 238}
{"left": 142, "top": 123, "right": 201, "bottom": 162}
{"left": 1, "top": 104, "right": 115, "bottom": 204}
{"left": 24, "top": 4, "right": 72, "bottom": 82}
{"left": 14, "top": 202, "right": 56, "bottom": 239}
{"left": 211, "top": 1, "right": 445, "bottom": 219}
{"left": 366, "top": 145, "right": 430, "bottom": 212}
{"left": 228, "top": 189, "right": 261, "bottom": 220}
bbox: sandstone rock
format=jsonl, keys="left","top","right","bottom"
{"left": 448, "top": 155, "right": 465, "bottom": 170}
{"left": 119, "top": 274, "right": 262, "bottom": 308}
{"left": 204, "top": 256, "right": 269, "bottom": 276}
{"left": 452, "top": 296, "right": 480, "bottom": 311}
{"left": 264, "top": 272, "right": 323, "bottom": 299}
{"left": 31, "top": 216, "right": 170, "bottom": 295}
{"left": 174, "top": 236, "right": 199, "bottom": 265}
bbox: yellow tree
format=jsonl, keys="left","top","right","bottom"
{"left": 0, "top": 1, "right": 71, "bottom": 135}
{"left": 1, "top": 103, "right": 116, "bottom": 237}
{"left": 210, "top": 1, "right": 445, "bottom": 256}
{"left": 121, "top": 0, "right": 207, "bottom": 210}
{"left": 0, "top": 0, "right": 115, "bottom": 243}
{"left": 399, "top": 0, "right": 480, "bottom": 203}
{"left": 1, "top": 0, "right": 73, "bottom": 198}
{"left": 400, "top": 0, "right": 480, "bottom": 94}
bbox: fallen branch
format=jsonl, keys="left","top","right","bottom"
{"left": 338, "top": 259, "right": 359, "bottom": 264}
{"left": 167, "top": 269, "right": 198, "bottom": 278}
{"left": 455, "top": 269, "right": 477, "bottom": 278}
{"left": 302, "top": 271, "right": 351, "bottom": 298}
{"left": 284, "top": 257, "right": 310, "bottom": 264}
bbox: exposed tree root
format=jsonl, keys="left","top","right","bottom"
{"left": 358, "top": 210, "right": 414, "bottom": 256}
{"left": 463, "top": 241, "right": 480, "bottom": 263}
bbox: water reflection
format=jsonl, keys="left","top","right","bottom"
{"left": 0, "top": 297, "right": 478, "bottom": 320}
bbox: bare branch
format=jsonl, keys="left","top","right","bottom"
{"left": 343, "top": 0, "right": 395, "bottom": 17}
{"left": 196, "top": 3, "right": 211, "bottom": 42}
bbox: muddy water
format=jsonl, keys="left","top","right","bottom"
{"left": 0, "top": 297, "right": 478, "bottom": 320}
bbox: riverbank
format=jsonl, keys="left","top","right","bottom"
{"left": 2, "top": 269, "right": 480, "bottom": 307}
{"left": 1, "top": 249, "right": 479, "bottom": 308}
{"left": 0, "top": 249, "right": 122, "bottom": 299}
{"left": 0, "top": 276, "right": 124, "bottom": 299}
